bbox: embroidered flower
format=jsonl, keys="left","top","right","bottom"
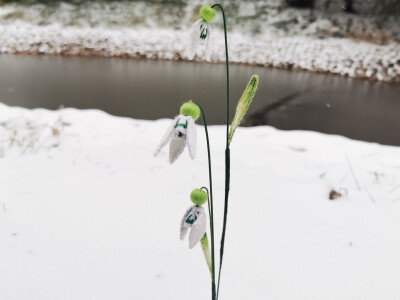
{"left": 180, "top": 189, "right": 209, "bottom": 249}
{"left": 154, "top": 101, "right": 200, "bottom": 164}
{"left": 187, "top": 5, "right": 216, "bottom": 61}
{"left": 180, "top": 205, "right": 207, "bottom": 249}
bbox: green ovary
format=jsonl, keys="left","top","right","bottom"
{"left": 190, "top": 189, "right": 208, "bottom": 206}
{"left": 199, "top": 5, "right": 216, "bottom": 23}
{"left": 180, "top": 101, "right": 200, "bottom": 121}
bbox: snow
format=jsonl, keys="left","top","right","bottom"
{"left": 0, "top": 1, "right": 399, "bottom": 83}
{"left": 1, "top": 103, "right": 400, "bottom": 299}
{"left": 1, "top": 23, "right": 399, "bottom": 83}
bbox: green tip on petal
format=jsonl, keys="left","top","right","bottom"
{"left": 190, "top": 189, "right": 208, "bottom": 206}
{"left": 199, "top": 5, "right": 216, "bottom": 23}
{"left": 180, "top": 101, "right": 201, "bottom": 121}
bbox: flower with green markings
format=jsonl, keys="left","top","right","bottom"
{"left": 180, "top": 204, "right": 207, "bottom": 249}
{"left": 154, "top": 101, "right": 200, "bottom": 164}
{"left": 228, "top": 75, "right": 259, "bottom": 146}
{"left": 187, "top": 5, "right": 216, "bottom": 61}
{"left": 180, "top": 189, "right": 208, "bottom": 243}
{"left": 180, "top": 189, "right": 212, "bottom": 271}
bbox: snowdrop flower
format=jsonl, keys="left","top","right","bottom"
{"left": 154, "top": 101, "right": 200, "bottom": 164}
{"left": 180, "top": 189, "right": 208, "bottom": 249}
{"left": 187, "top": 5, "right": 216, "bottom": 61}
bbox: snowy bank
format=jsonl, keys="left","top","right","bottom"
{"left": 1, "top": 23, "right": 400, "bottom": 83}
{"left": 1, "top": 103, "right": 400, "bottom": 299}
{"left": 0, "top": 0, "right": 399, "bottom": 83}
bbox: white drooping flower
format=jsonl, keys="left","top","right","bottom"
{"left": 180, "top": 205, "right": 207, "bottom": 249}
{"left": 154, "top": 101, "right": 200, "bottom": 164}
{"left": 154, "top": 115, "right": 197, "bottom": 164}
{"left": 187, "top": 5, "right": 216, "bottom": 61}
{"left": 180, "top": 189, "right": 211, "bottom": 270}
{"left": 187, "top": 19, "right": 212, "bottom": 61}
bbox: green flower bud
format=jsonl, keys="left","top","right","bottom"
{"left": 199, "top": 5, "right": 216, "bottom": 23}
{"left": 228, "top": 75, "right": 259, "bottom": 146}
{"left": 180, "top": 101, "right": 201, "bottom": 121}
{"left": 201, "top": 233, "right": 212, "bottom": 273}
{"left": 190, "top": 189, "right": 208, "bottom": 206}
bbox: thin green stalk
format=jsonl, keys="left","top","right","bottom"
{"left": 196, "top": 103, "right": 216, "bottom": 300}
{"left": 211, "top": 3, "right": 230, "bottom": 149}
{"left": 201, "top": 186, "right": 212, "bottom": 225}
{"left": 211, "top": 4, "right": 231, "bottom": 299}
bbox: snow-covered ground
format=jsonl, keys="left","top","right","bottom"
{"left": 1, "top": 103, "right": 400, "bottom": 299}
{"left": 0, "top": 1, "right": 399, "bottom": 83}
{"left": 1, "top": 24, "right": 400, "bottom": 83}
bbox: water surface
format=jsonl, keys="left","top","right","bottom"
{"left": 0, "top": 54, "right": 399, "bottom": 145}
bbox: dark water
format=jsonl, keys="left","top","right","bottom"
{"left": 0, "top": 54, "right": 399, "bottom": 145}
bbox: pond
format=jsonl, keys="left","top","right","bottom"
{"left": 0, "top": 54, "right": 399, "bottom": 146}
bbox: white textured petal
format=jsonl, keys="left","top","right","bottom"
{"left": 180, "top": 226, "right": 189, "bottom": 242}
{"left": 169, "top": 132, "right": 186, "bottom": 164}
{"left": 189, "top": 207, "right": 206, "bottom": 249}
{"left": 187, "top": 19, "right": 202, "bottom": 60}
{"left": 205, "top": 25, "right": 212, "bottom": 61}
{"left": 186, "top": 117, "right": 197, "bottom": 160}
{"left": 180, "top": 206, "right": 193, "bottom": 241}
{"left": 154, "top": 116, "right": 179, "bottom": 157}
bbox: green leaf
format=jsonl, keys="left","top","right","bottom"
{"left": 228, "top": 75, "right": 259, "bottom": 146}
{"left": 201, "top": 233, "right": 212, "bottom": 273}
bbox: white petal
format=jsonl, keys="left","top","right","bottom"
{"left": 180, "top": 206, "right": 193, "bottom": 241}
{"left": 189, "top": 207, "right": 207, "bottom": 249}
{"left": 154, "top": 116, "right": 179, "bottom": 157}
{"left": 169, "top": 132, "right": 186, "bottom": 164}
{"left": 180, "top": 226, "right": 189, "bottom": 242}
{"left": 187, "top": 19, "right": 202, "bottom": 60}
{"left": 186, "top": 117, "right": 197, "bottom": 160}
{"left": 205, "top": 25, "right": 212, "bottom": 61}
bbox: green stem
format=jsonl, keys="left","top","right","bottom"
{"left": 196, "top": 103, "right": 216, "bottom": 300}
{"left": 211, "top": 3, "right": 230, "bottom": 149}
{"left": 201, "top": 187, "right": 212, "bottom": 227}
{"left": 211, "top": 4, "right": 230, "bottom": 300}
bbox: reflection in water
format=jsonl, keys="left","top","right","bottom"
{"left": 0, "top": 54, "right": 399, "bottom": 145}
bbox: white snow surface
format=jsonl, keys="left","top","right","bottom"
{"left": 1, "top": 103, "right": 400, "bottom": 299}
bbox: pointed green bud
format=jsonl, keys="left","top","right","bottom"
{"left": 190, "top": 189, "right": 208, "bottom": 206}
{"left": 201, "top": 233, "right": 212, "bottom": 273}
{"left": 199, "top": 5, "right": 216, "bottom": 23}
{"left": 180, "top": 101, "right": 200, "bottom": 121}
{"left": 228, "top": 75, "right": 259, "bottom": 146}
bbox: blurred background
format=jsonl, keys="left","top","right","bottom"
{"left": 0, "top": 0, "right": 399, "bottom": 144}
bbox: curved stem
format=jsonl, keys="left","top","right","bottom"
{"left": 211, "top": 4, "right": 230, "bottom": 300}
{"left": 211, "top": 3, "right": 230, "bottom": 149}
{"left": 201, "top": 186, "right": 211, "bottom": 220}
{"left": 196, "top": 103, "right": 216, "bottom": 300}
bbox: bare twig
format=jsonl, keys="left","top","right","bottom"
{"left": 346, "top": 156, "right": 361, "bottom": 190}
{"left": 339, "top": 172, "right": 349, "bottom": 183}
{"left": 390, "top": 185, "right": 400, "bottom": 193}
{"left": 373, "top": 171, "right": 381, "bottom": 185}
{"left": 1, "top": 115, "right": 64, "bottom": 155}
{"left": 363, "top": 185, "right": 376, "bottom": 203}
